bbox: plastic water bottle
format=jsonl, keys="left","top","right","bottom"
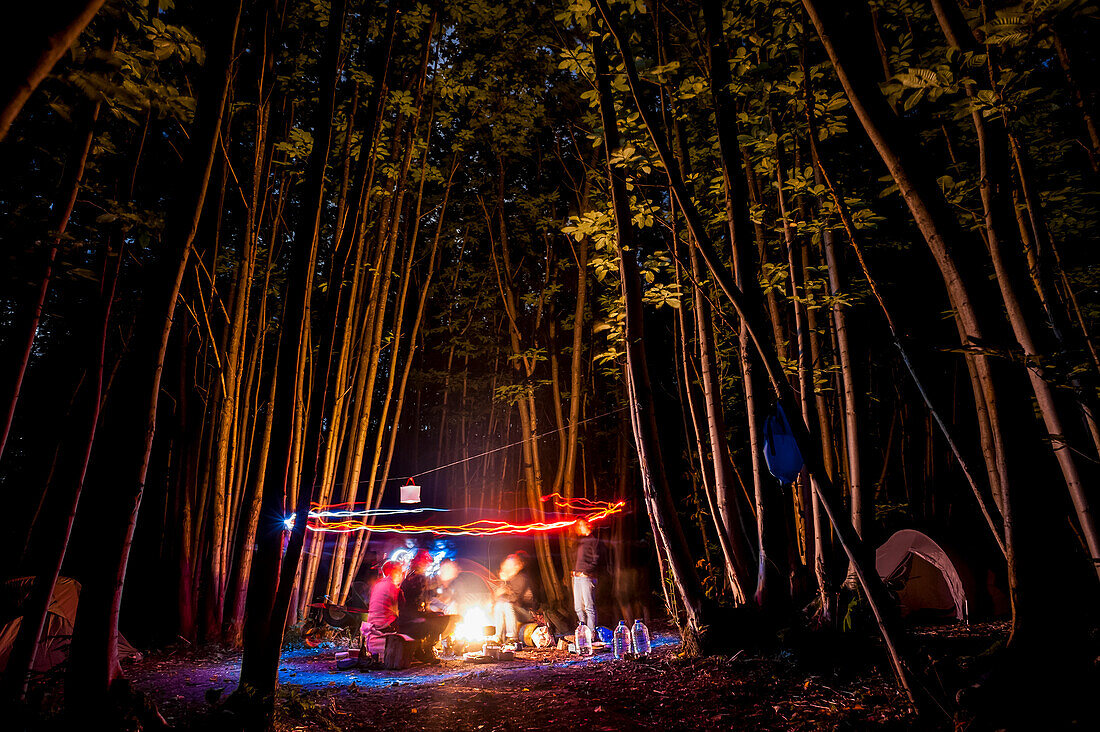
{"left": 575, "top": 623, "right": 593, "bottom": 656}
{"left": 613, "top": 621, "right": 630, "bottom": 659}
{"left": 630, "top": 619, "right": 651, "bottom": 657}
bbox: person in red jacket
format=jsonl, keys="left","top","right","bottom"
{"left": 362, "top": 560, "right": 404, "bottom": 654}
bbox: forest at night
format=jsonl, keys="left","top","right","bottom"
{"left": 1, "top": 1, "right": 1098, "bottom": 729}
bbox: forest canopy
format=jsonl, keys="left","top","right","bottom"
{"left": 1, "top": 0, "right": 1098, "bottom": 728}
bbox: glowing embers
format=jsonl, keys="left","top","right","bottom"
{"left": 304, "top": 494, "right": 626, "bottom": 535}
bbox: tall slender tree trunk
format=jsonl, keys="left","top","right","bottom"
{"left": 701, "top": 0, "right": 788, "bottom": 609}
{"left": 236, "top": 1, "right": 345, "bottom": 724}
{"left": 804, "top": 86, "right": 1007, "bottom": 559}
{"left": 930, "top": 0, "right": 1100, "bottom": 582}
{"left": 1052, "top": 27, "right": 1100, "bottom": 172}
{"left": 595, "top": 0, "right": 919, "bottom": 700}
{"left": 3, "top": 234, "right": 120, "bottom": 702}
{"left": 66, "top": 1, "right": 243, "bottom": 710}
{"left": 0, "top": 1, "right": 107, "bottom": 141}
{"left": 0, "top": 80, "right": 105, "bottom": 465}
{"left": 593, "top": 35, "right": 708, "bottom": 647}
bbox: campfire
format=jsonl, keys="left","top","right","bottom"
{"left": 451, "top": 604, "right": 494, "bottom": 644}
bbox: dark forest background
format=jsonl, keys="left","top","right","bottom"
{"left": 1, "top": 0, "right": 1098, "bottom": 724}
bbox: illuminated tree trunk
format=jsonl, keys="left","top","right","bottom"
{"left": 594, "top": 35, "right": 708, "bottom": 647}
{"left": 491, "top": 184, "right": 562, "bottom": 606}
{"left": 595, "top": 0, "right": 918, "bottom": 699}
{"left": 701, "top": 0, "right": 788, "bottom": 609}
{"left": 929, "top": 0, "right": 1100, "bottom": 583}
{"left": 237, "top": 0, "right": 345, "bottom": 720}
{"left": 773, "top": 122, "right": 830, "bottom": 614}
{"left": 0, "top": 1, "right": 106, "bottom": 141}
{"left": 66, "top": 1, "right": 243, "bottom": 710}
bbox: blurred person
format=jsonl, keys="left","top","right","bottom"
{"left": 399, "top": 549, "right": 433, "bottom": 616}
{"left": 362, "top": 560, "right": 404, "bottom": 652}
{"left": 493, "top": 552, "right": 539, "bottom": 644}
{"left": 428, "top": 558, "right": 461, "bottom": 612}
{"left": 571, "top": 519, "right": 602, "bottom": 630}
{"left": 398, "top": 550, "right": 452, "bottom": 661}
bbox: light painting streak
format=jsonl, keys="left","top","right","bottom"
{"left": 283, "top": 504, "right": 447, "bottom": 529}
{"left": 303, "top": 493, "right": 626, "bottom": 535}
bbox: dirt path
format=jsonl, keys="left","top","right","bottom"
{"left": 128, "top": 630, "right": 920, "bottom": 730}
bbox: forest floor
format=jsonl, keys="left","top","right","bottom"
{"left": 118, "top": 623, "right": 1015, "bottom": 730}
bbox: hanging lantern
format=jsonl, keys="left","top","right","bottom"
{"left": 400, "top": 478, "right": 421, "bottom": 504}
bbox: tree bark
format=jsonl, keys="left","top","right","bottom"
{"left": 66, "top": 0, "right": 243, "bottom": 710}
{"left": 593, "top": 34, "right": 708, "bottom": 646}
{"left": 0, "top": 75, "right": 105, "bottom": 465}
{"left": 3, "top": 229, "right": 120, "bottom": 702}
{"left": 0, "top": 1, "right": 107, "bottom": 141}
{"left": 595, "top": 0, "right": 919, "bottom": 700}
{"left": 236, "top": 0, "right": 346, "bottom": 722}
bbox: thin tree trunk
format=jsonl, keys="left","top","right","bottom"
{"left": 593, "top": 34, "right": 708, "bottom": 647}
{"left": 929, "top": 0, "right": 1100, "bottom": 582}
{"left": 3, "top": 235, "right": 120, "bottom": 701}
{"left": 66, "top": 1, "right": 243, "bottom": 708}
{"left": 700, "top": 0, "right": 787, "bottom": 609}
{"left": 803, "top": 77, "right": 1007, "bottom": 560}
{"left": 0, "top": 81, "right": 105, "bottom": 465}
{"left": 595, "top": 0, "right": 919, "bottom": 699}
{"left": 1052, "top": 27, "right": 1100, "bottom": 172}
{"left": 0, "top": 1, "right": 107, "bottom": 141}
{"left": 236, "top": 1, "right": 345, "bottom": 721}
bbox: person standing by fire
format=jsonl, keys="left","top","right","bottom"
{"left": 571, "top": 519, "right": 602, "bottom": 631}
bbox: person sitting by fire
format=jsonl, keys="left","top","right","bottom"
{"left": 428, "top": 558, "right": 460, "bottom": 613}
{"left": 362, "top": 560, "right": 404, "bottom": 654}
{"left": 396, "top": 549, "right": 453, "bottom": 661}
{"left": 493, "top": 552, "right": 539, "bottom": 646}
{"left": 399, "top": 549, "right": 433, "bottom": 615}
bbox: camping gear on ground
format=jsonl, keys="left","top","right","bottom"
{"left": 335, "top": 647, "right": 357, "bottom": 670}
{"left": 595, "top": 625, "right": 613, "bottom": 644}
{"left": 574, "top": 623, "right": 593, "bottom": 656}
{"left": 302, "top": 583, "right": 371, "bottom": 647}
{"left": 763, "top": 404, "right": 804, "bottom": 484}
{"left": 630, "top": 619, "right": 651, "bottom": 657}
{"left": 613, "top": 621, "right": 630, "bottom": 660}
{"left": 461, "top": 623, "right": 514, "bottom": 663}
{"left": 518, "top": 621, "right": 553, "bottom": 648}
{"left": 875, "top": 529, "right": 971, "bottom": 622}
{"left": 0, "top": 577, "right": 141, "bottom": 674}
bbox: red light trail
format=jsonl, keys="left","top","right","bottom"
{"left": 303, "top": 493, "right": 625, "bottom": 535}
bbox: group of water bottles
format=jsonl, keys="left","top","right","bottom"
{"left": 573, "top": 618, "right": 651, "bottom": 659}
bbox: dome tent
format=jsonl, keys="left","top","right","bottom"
{"left": 0, "top": 576, "right": 141, "bottom": 673}
{"left": 875, "top": 530, "right": 970, "bottom": 622}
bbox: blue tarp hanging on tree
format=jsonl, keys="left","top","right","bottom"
{"left": 763, "top": 404, "right": 803, "bottom": 484}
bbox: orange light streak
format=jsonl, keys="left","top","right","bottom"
{"left": 306, "top": 494, "right": 626, "bottom": 535}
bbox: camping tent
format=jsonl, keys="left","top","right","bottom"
{"left": 0, "top": 576, "right": 141, "bottom": 673}
{"left": 875, "top": 530, "right": 970, "bottom": 622}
